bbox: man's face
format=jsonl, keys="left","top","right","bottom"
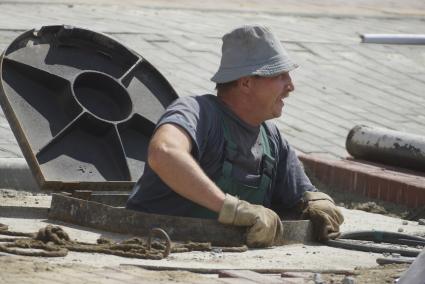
{"left": 249, "top": 72, "right": 294, "bottom": 121}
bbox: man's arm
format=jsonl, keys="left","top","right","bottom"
{"left": 149, "top": 122, "right": 283, "bottom": 248}
{"left": 148, "top": 123, "right": 225, "bottom": 212}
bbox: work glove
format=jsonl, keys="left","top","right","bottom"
{"left": 301, "top": 191, "right": 344, "bottom": 241}
{"left": 218, "top": 194, "right": 283, "bottom": 248}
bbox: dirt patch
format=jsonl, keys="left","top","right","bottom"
{"left": 305, "top": 169, "right": 425, "bottom": 221}
{"left": 316, "top": 263, "right": 409, "bottom": 284}
{"left": 0, "top": 254, "right": 410, "bottom": 284}
{"left": 0, "top": 256, "right": 224, "bottom": 284}
{"left": 352, "top": 264, "right": 409, "bottom": 284}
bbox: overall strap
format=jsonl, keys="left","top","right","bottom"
{"left": 258, "top": 123, "right": 276, "bottom": 192}
{"left": 215, "top": 94, "right": 277, "bottom": 196}
{"left": 220, "top": 113, "right": 237, "bottom": 179}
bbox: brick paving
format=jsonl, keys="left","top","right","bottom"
{"left": 299, "top": 153, "right": 425, "bottom": 208}
{"left": 0, "top": 0, "right": 424, "bottom": 159}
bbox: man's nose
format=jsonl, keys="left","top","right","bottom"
{"left": 281, "top": 73, "right": 295, "bottom": 93}
{"left": 287, "top": 81, "right": 295, "bottom": 92}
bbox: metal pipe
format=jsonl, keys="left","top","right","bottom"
{"left": 360, "top": 34, "right": 425, "bottom": 45}
{"left": 346, "top": 125, "right": 425, "bottom": 171}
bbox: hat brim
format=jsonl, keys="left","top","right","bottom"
{"left": 211, "top": 56, "right": 298, "bottom": 83}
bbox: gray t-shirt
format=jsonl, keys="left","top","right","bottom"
{"left": 126, "top": 94, "right": 315, "bottom": 217}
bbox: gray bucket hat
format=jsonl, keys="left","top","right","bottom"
{"left": 211, "top": 25, "right": 298, "bottom": 83}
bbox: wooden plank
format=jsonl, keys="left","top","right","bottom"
{"left": 280, "top": 278, "right": 306, "bottom": 284}
{"left": 218, "top": 278, "right": 258, "bottom": 284}
{"left": 281, "top": 272, "right": 313, "bottom": 278}
{"left": 281, "top": 272, "right": 311, "bottom": 283}
{"left": 376, "top": 257, "right": 414, "bottom": 265}
{"left": 121, "top": 264, "right": 355, "bottom": 275}
{"left": 219, "top": 270, "right": 296, "bottom": 284}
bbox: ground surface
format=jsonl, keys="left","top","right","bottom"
{"left": 0, "top": 255, "right": 413, "bottom": 283}
{"left": 1, "top": 197, "right": 425, "bottom": 279}
{"left": 1, "top": 1, "right": 425, "bottom": 283}
{"left": 1, "top": 188, "right": 425, "bottom": 282}
{"left": 0, "top": 256, "right": 228, "bottom": 284}
{"left": 0, "top": 0, "right": 424, "bottom": 159}
{"left": 307, "top": 170, "right": 425, "bottom": 220}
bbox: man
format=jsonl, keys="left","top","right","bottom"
{"left": 127, "top": 25, "right": 343, "bottom": 248}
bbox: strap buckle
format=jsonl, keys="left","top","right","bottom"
{"left": 261, "top": 154, "right": 275, "bottom": 178}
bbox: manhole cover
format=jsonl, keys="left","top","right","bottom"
{"left": 0, "top": 25, "right": 178, "bottom": 191}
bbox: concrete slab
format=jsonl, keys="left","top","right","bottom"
{"left": 0, "top": 158, "right": 38, "bottom": 191}
{"left": 1, "top": 208, "right": 424, "bottom": 272}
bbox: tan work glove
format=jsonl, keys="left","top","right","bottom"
{"left": 218, "top": 194, "right": 283, "bottom": 248}
{"left": 301, "top": 191, "right": 344, "bottom": 241}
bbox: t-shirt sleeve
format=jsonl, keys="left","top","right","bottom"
{"left": 155, "top": 96, "right": 213, "bottom": 160}
{"left": 269, "top": 125, "right": 316, "bottom": 210}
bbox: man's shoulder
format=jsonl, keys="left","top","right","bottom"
{"left": 171, "top": 94, "right": 217, "bottom": 108}
{"left": 167, "top": 94, "right": 219, "bottom": 119}
{"left": 263, "top": 121, "right": 290, "bottom": 149}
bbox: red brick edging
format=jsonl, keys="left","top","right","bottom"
{"left": 298, "top": 153, "right": 425, "bottom": 208}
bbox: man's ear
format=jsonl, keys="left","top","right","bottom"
{"left": 238, "top": 76, "right": 254, "bottom": 94}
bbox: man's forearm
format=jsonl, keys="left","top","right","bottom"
{"left": 148, "top": 125, "right": 225, "bottom": 212}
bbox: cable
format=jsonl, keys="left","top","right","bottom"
{"left": 325, "top": 230, "right": 425, "bottom": 257}
{"left": 325, "top": 239, "right": 421, "bottom": 257}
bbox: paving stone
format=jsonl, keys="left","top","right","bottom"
{"left": 302, "top": 110, "right": 357, "bottom": 129}
{"left": 301, "top": 43, "right": 347, "bottom": 61}
{"left": 284, "top": 136, "right": 327, "bottom": 154}
{"left": 112, "top": 34, "right": 159, "bottom": 52}
{"left": 0, "top": 2, "right": 424, "bottom": 159}
{"left": 320, "top": 144, "right": 350, "bottom": 158}
{"left": 284, "top": 106, "right": 350, "bottom": 137}
{"left": 354, "top": 112, "right": 401, "bottom": 130}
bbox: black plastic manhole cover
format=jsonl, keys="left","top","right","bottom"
{"left": 0, "top": 25, "right": 178, "bottom": 191}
